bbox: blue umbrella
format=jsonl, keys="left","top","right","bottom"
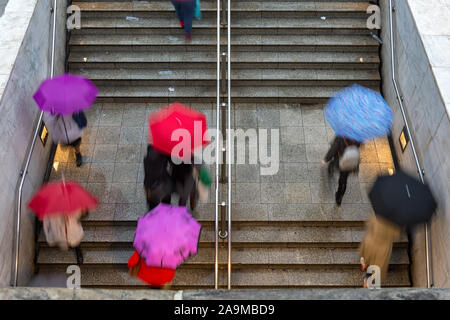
{"left": 324, "top": 84, "right": 393, "bottom": 142}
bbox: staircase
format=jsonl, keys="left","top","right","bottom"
{"left": 35, "top": 0, "right": 411, "bottom": 289}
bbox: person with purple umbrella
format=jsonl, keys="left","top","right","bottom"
{"left": 43, "top": 113, "right": 84, "bottom": 167}
{"left": 33, "top": 73, "right": 98, "bottom": 167}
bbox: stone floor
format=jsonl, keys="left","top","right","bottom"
{"left": 229, "top": 102, "right": 395, "bottom": 219}
{"left": 49, "top": 102, "right": 395, "bottom": 223}
{"left": 50, "top": 102, "right": 217, "bottom": 222}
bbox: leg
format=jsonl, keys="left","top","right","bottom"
{"left": 161, "top": 194, "right": 171, "bottom": 205}
{"left": 336, "top": 171, "right": 349, "bottom": 205}
{"left": 190, "top": 185, "right": 198, "bottom": 211}
{"left": 73, "top": 138, "right": 82, "bottom": 167}
{"left": 171, "top": 1, "right": 184, "bottom": 23}
{"left": 179, "top": 174, "right": 195, "bottom": 207}
{"left": 182, "top": 0, "right": 195, "bottom": 37}
{"left": 74, "top": 246, "right": 83, "bottom": 264}
{"left": 33, "top": 218, "right": 42, "bottom": 274}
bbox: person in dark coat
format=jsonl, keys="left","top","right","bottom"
{"left": 170, "top": 0, "right": 196, "bottom": 41}
{"left": 143, "top": 145, "right": 174, "bottom": 210}
{"left": 321, "top": 136, "right": 361, "bottom": 206}
{"left": 170, "top": 161, "right": 196, "bottom": 207}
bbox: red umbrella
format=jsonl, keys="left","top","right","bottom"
{"left": 28, "top": 181, "right": 98, "bottom": 220}
{"left": 148, "top": 102, "right": 209, "bottom": 160}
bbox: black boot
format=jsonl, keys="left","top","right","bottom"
{"left": 335, "top": 192, "right": 343, "bottom": 206}
{"left": 75, "top": 246, "right": 83, "bottom": 264}
{"left": 75, "top": 152, "right": 83, "bottom": 167}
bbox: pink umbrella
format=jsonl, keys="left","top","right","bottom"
{"left": 133, "top": 203, "right": 202, "bottom": 269}
{"left": 33, "top": 73, "right": 98, "bottom": 115}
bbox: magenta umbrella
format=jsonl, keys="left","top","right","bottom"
{"left": 133, "top": 203, "right": 202, "bottom": 269}
{"left": 33, "top": 73, "right": 98, "bottom": 115}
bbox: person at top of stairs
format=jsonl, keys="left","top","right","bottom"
{"left": 170, "top": 0, "right": 196, "bottom": 41}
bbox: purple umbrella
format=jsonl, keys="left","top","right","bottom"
{"left": 33, "top": 73, "right": 98, "bottom": 115}
{"left": 133, "top": 203, "right": 202, "bottom": 269}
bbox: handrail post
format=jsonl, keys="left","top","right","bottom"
{"left": 226, "top": 0, "right": 232, "bottom": 290}
{"left": 13, "top": 0, "right": 58, "bottom": 287}
{"left": 388, "top": 0, "right": 433, "bottom": 288}
{"left": 214, "top": 0, "right": 221, "bottom": 290}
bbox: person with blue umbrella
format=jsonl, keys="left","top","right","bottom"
{"left": 321, "top": 84, "right": 393, "bottom": 205}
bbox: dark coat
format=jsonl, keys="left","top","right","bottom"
{"left": 143, "top": 145, "right": 172, "bottom": 191}
{"left": 325, "top": 136, "right": 361, "bottom": 173}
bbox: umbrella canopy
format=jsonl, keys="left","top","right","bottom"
{"left": 28, "top": 181, "right": 98, "bottom": 220}
{"left": 133, "top": 203, "right": 202, "bottom": 269}
{"left": 33, "top": 73, "right": 98, "bottom": 115}
{"left": 324, "top": 84, "right": 393, "bottom": 142}
{"left": 148, "top": 102, "right": 209, "bottom": 160}
{"left": 369, "top": 170, "right": 437, "bottom": 227}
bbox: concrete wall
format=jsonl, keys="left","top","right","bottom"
{"left": 380, "top": 0, "right": 450, "bottom": 287}
{"left": 0, "top": 0, "right": 67, "bottom": 287}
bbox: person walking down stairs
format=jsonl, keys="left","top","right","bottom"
{"left": 359, "top": 214, "right": 401, "bottom": 287}
{"left": 170, "top": 0, "right": 196, "bottom": 41}
{"left": 44, "top": 113, "right": 85, "bottom": 167}
{"left": 321, "top": 136, "right": 361, "bottom": 206}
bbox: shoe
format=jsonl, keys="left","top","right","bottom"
{"left": 185, "top": 33, "right": 192, "bottom": 41}
{"left": 360, "top": 257, "right": 367, "bottom": 272}
{"left": 335, "top": 192, "right": 342, "bottom": 206}
{"left": 179, "top": 20, "right": 185, "bottom": 28}
{"left": 75, "top": 152, "right": 83, "bottom": 167}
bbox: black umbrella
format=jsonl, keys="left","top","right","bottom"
{"left": 369, "top": 170, "right": 437, "bottom": 227}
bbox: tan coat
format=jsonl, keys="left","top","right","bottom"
{"left": 43, "top": 211, "right": 84, "bottom": 250}
{"left": 359, "top": 214, "right": 402, "bottom": 282}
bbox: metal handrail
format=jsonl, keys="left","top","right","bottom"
{"left": 388, "top": 0, "right": 433, "bottom": 288}
{"left": 13, "top": 0, "right": 58, "bottom": 287}
{"left": 226, "top": 0, "right": 232, "bottom": 290}
{"left": 214, "top": 0, "right": 221, "bottom": 290}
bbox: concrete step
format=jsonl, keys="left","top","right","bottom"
{"left": 90, "top": 85, "right": 379, "bottom": 103}
{"left": 37, "top": 224, "right": 409, "bottom": 246}
{"left": 35, "top": 264, "right": 410, "bottom": 288}
{"left": 69, "top": 51, "right": 380, "bottom": 68}
{"left": 69, "top": 34, "right": 379, "bottom": 51}
{"left": 71, "top": 68, "right": 380, "bottom": 83}
{"left": 80, "top": 202, "right": 381, "bottom": 224}
{"left": 75, "top": 17, "right": 372, "bottom": 33}
{"left": 37, "top": 245, "right": 410, "bottom": 266}
{"left": 73, "top": 1, "right": 372, "bottom": 15}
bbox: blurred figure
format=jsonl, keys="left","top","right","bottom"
{"left": 43, "top": 212, "right": 84, "bottom": 251}
{"left": 359, "top": 214, "right": 401, "bottom": 287}
{"left": 171, "top": 0, "right": 196, "bottom": 41}
{"left": 143, "top": 145, "right": 174, "bottom": 210}
{"left": 171, "top": 161, "right": 196, "bottom": 207}
{"left": 42, "top": 209, "right": 85, "bottom": 264}
{"left": 321, "top": 135, "right": 361, "bottom": 206}
{"left": 191, "top": 164, "right": 211, "bottom": 209}
{"left": 44, "top": 113, "right": 84, "bottom": 167}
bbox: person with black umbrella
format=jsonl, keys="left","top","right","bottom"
{"left": 360, "top": 170, "right": 437, "bottom": 287}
